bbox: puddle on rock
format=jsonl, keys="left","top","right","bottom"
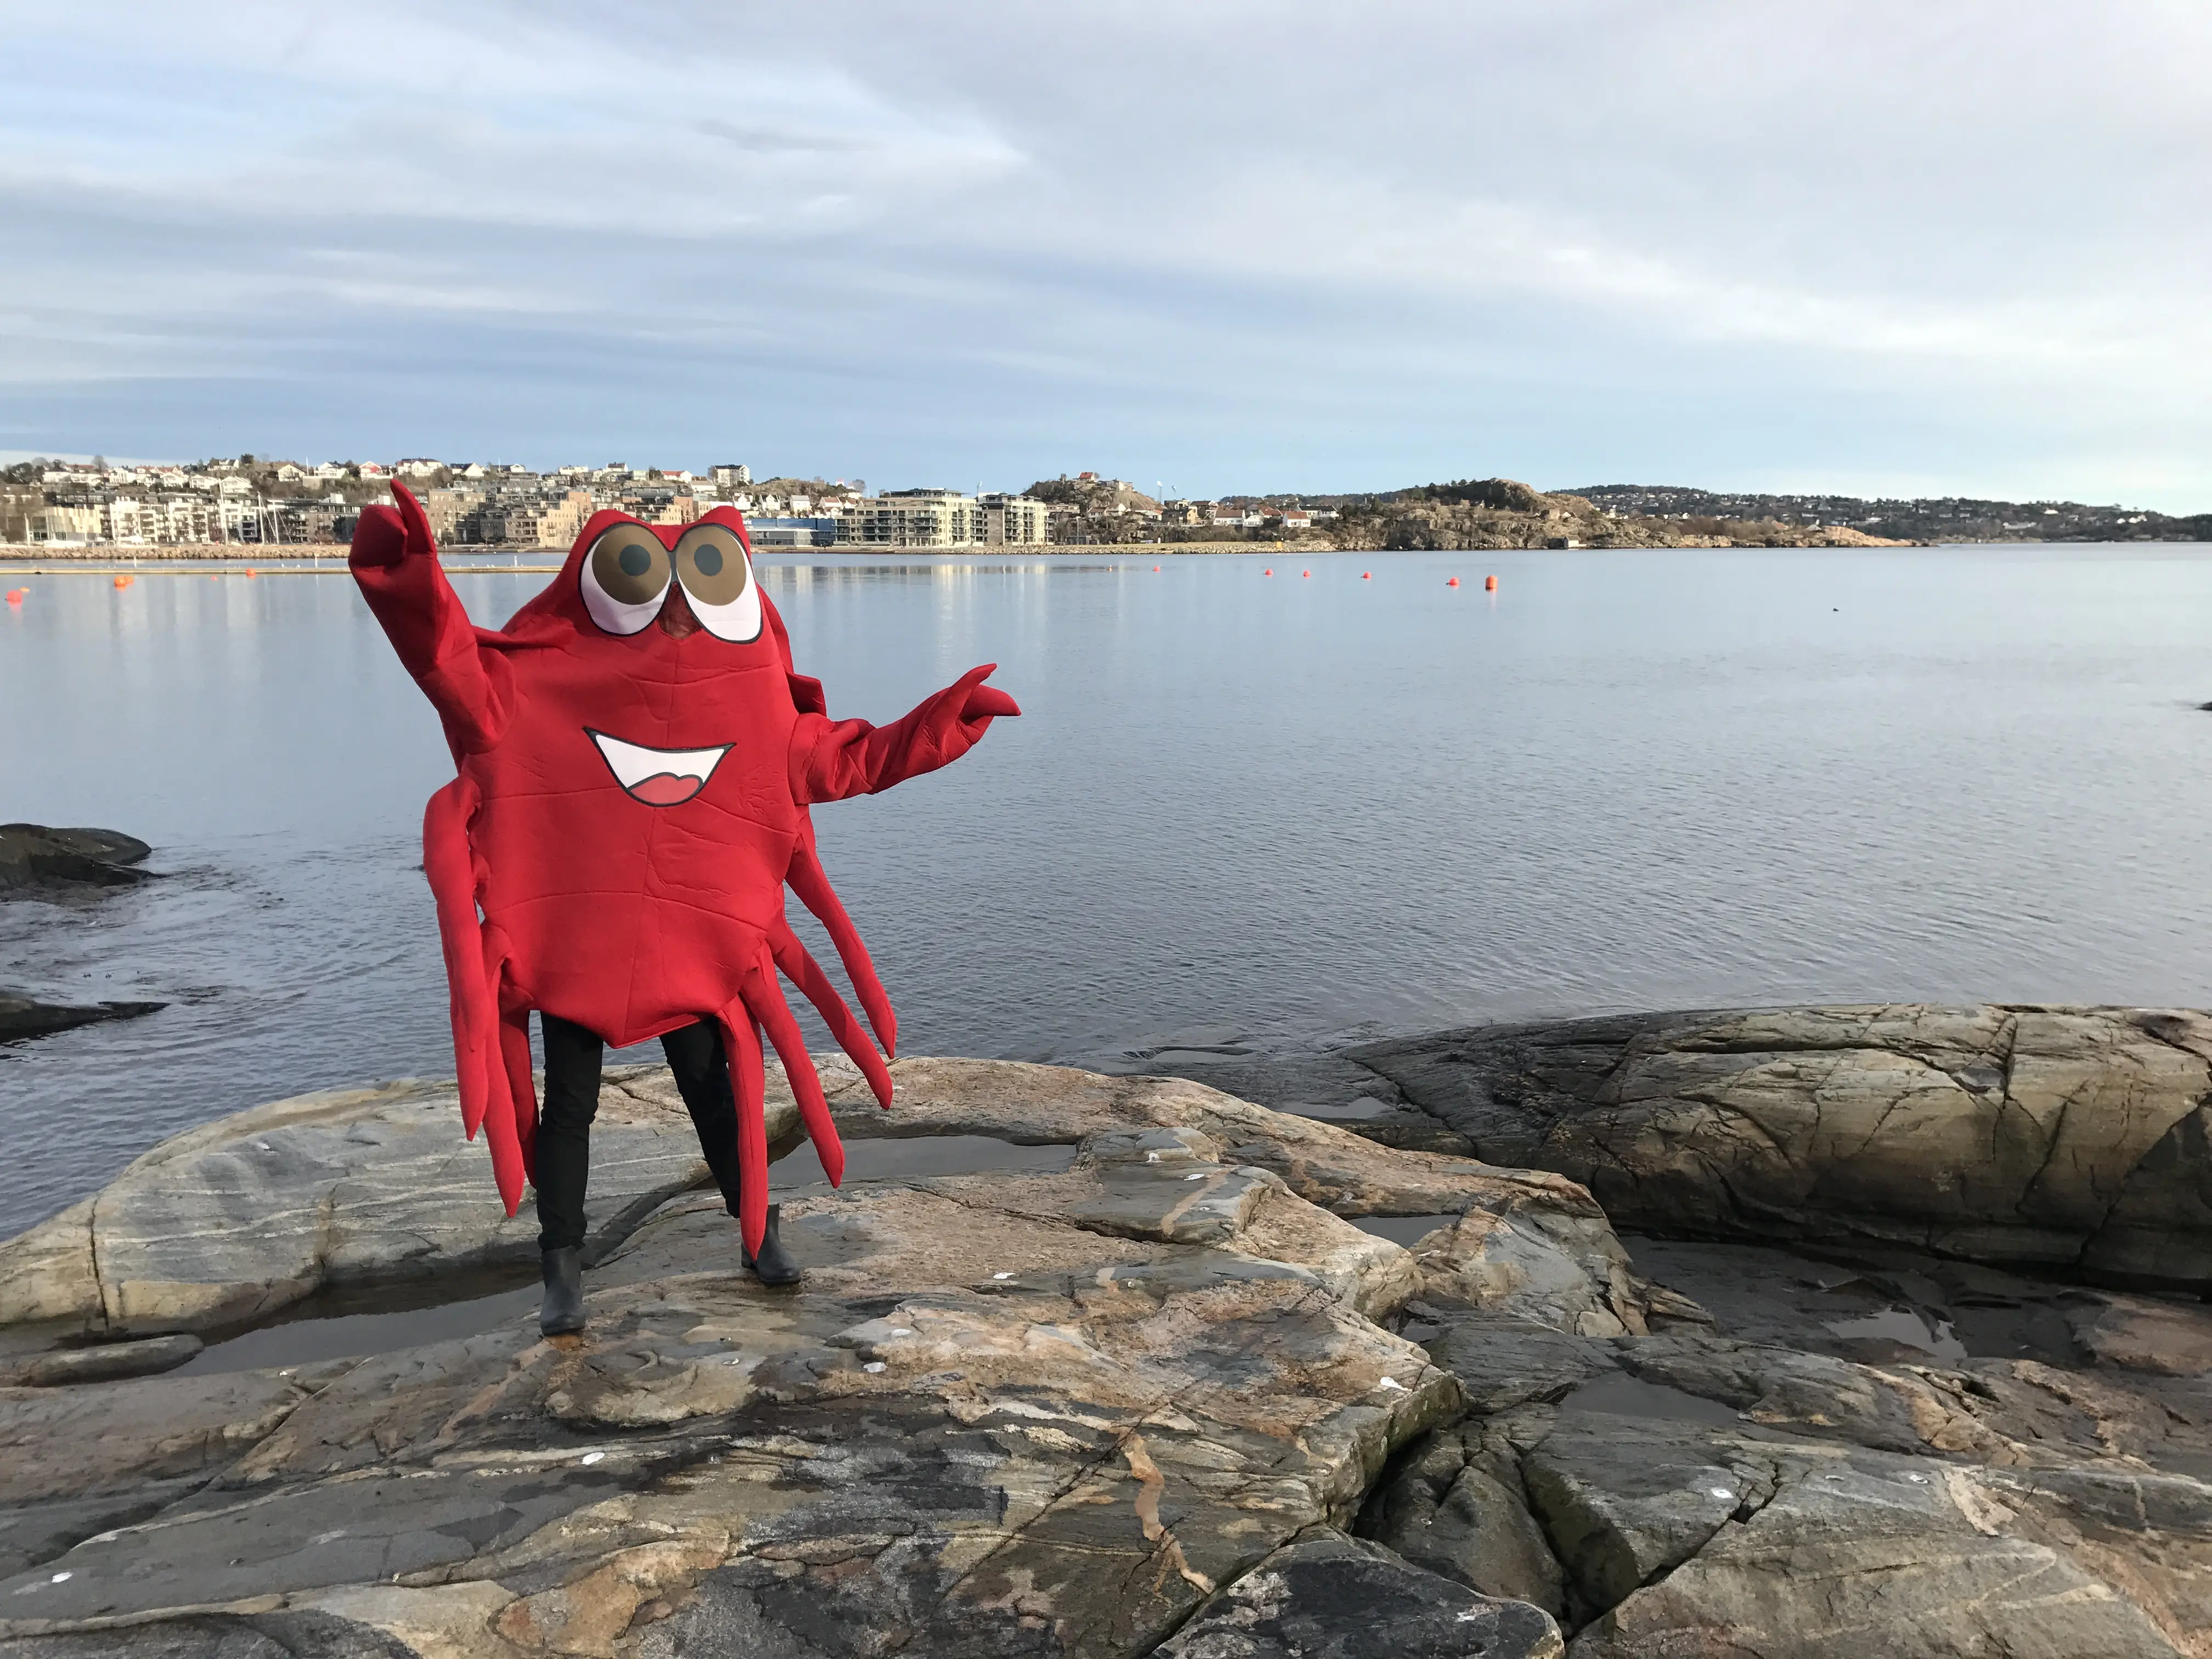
{"left": 176, "top": 1283, "right": 539, "bottom": 1376}
{"left": 1351, "top": 1214, "right": 1460, "bottom": 1248}
{"left": 772, "top": 1134, "right": 1076, "bottom": 1188}
{"left": 1825, "top": 1306, "right": 1968, "bottom": 1363}
{"left": 1284, "top": 1097, "right": 1401, "bottom": 1122}
{"left": 1559, "top": 1372, "right": 1743, "bottom": 1425}
{"left": 1617, "top": 1234, "right": 2086, "bottom": 1367}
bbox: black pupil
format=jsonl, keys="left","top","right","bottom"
{"left": 695, "top": 546, "right": 724, "bottom": 577}
{"left": 618, "top": 544, "right": 652, "bottom": 578}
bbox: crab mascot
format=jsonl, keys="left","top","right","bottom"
{"left": 351, "top": 483, "right": 1017, "bottom": 1333}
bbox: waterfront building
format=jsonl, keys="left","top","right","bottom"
{"left": 842, "top": 490, "right": 979, "bottom": 547}
{"left": 417, "top": 488, "right": 485, "bottom": 544}
{"left": 978, "top": 493, "right": 1049, "bottom": 546}
{"left": 833, "top": 489, "right": 1049, "bottom": 548}
{"left": 18, "top": 503, "right": 103, "bottom": 545}
{"left": 746, "top": 517, "right": 841, "bottom": 547}
{"left": 711, "top": 464, "right": 751, "bottom": 488}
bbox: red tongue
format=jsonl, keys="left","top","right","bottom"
{"left": 629, "top": 772, "right": 703, "bottom": 806}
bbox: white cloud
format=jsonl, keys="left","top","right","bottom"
{"left": 2, "top": 0, "right": 2207, "bottom": 505}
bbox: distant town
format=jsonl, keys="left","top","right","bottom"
{"left": 0, "top": 455, "right": 2204, "bottom": 552}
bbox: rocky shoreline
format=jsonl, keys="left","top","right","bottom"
{"left": 0, "top": 1006, "right": 2207, "bottom": 1655}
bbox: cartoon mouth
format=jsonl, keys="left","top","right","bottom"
{"left": 585, "top": 729, "right": 733, "bottom": 807}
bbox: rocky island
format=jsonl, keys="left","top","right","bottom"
{"left": 0, "top": 825, "right": 167, "bottom": 1041}
{"left": 0, "top": 1004, "right": 2208, "bottom": 1656}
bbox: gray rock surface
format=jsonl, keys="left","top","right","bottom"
{"left": 0, "top": 1062, "right": 1504, "bottom": 1656}
{"left": 1364, "top": 1221, "right": 2212, "bottom": 1656}
{"left": 1352, "top": 1004, "right": 2212, "bottom": 1288}
{"left": 5, "top": 1027, "right": 2212, "bottom": 1655}
{"left": 0, "top": 1335, "right": 201, "bottom": 1387}
{"left": 1155, "top": 1531, "right": 1563, "bottom": 1658}
{"left": 0, "top": 1064, "right": 811, "bottom": 1341}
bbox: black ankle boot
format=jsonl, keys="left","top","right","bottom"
{"left": 740, "top": 1203, "right": 802, "bottom": 1287}
{"left": 539, "top": 1246, "right": 586, "bottom": 1335}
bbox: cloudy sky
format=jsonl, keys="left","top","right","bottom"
{"left": 3, "top": 1, "right": 2207, "bottom": 504}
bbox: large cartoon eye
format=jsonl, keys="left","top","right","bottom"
{"left": 673, "top": 523, "right": 761, "bottom": 643}
{"left": 581, "top": 526, "right": 671, "bottom": 635}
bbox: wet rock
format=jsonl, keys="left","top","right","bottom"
{"left": 1380, "top": 1212, "right": 2212, "bottom": 1651}
{"left": 1085, "top": 1033, "right": 1480, "bottom": 1155}
{"left": 1414, "top": 1308, "right": 1618, "bottom": 1415}
{"left": 0, "top": 1334, "right": 201, "bottom": 1387}
{"left": 0, "top": 1363, "right": 338, "bottom": 1579}
{"left": 0, "top": 825, "right": 151, "bottom": 895}
{"left": 0, "top": 1158, "right": 1458, "bottom": 1654}
{"left": 1520, "top": 1413, "right": 1775, "bottom": 1624}
{"left": 12, "top": 1039, "right": 2207, "bottom": 1654}
{"left": 1358, "top": 1423, "right": 1568, "bottom": 1614}
{"left": 844, "top": 1057, "right": 1612, "bottom": 1272}
{"left": 1356, "top": 1005, "right": 2212, "bottom": 1289}
{"left": 0, "top": 1064, "right": 811, "bottom": 1340}
{"left": 0, "top": 994, "right": 167, "bottom": 1042}
{"left": 1061, "top": 1126, "right": 1281, "bottom": 1245}
{"left": 1408, "top": 1206, "right": 1647, "bottom": 1339}
{"left": 1567, "top": 1437, "right": 2193, "bottom": 1658}
{"left": 2066, "top": 1292, "right": 2212, "bottom": 1377}
{"left": 1156, "top": 1530, "right": 1563, "bottom": 1659}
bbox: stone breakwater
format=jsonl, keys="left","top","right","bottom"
{"left": 0, "top": 1009, "right": 2205, "bottom": 1655}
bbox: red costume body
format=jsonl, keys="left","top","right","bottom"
{"left": 351, "top": 483, "right": 1014, "bottom": 1253}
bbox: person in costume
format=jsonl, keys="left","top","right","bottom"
{"left": 350, "top": 484, "right": 1017, "bottom": 1333}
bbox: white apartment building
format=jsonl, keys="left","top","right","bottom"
{"left": 841, "top": 490, "right": 979, "bottom": 547}
{"left": 108, "top": 494, "right": 221, "bottom": 543}
{"left": 839, "top": 489, "right": 1048, "bottom": 548}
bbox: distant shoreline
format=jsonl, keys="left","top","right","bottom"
{"left": 9, "top": 537, "right": 2211, "bottom": 570}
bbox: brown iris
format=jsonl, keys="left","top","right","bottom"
{"left": 674, "top": 524, "right": 750, "bottom": 607}
{"left": 589, "top": 530, "right": 670, "bottom": 606}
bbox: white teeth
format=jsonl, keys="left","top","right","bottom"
{"left": 586, "top": 730, "right": 731, "bottom": 789}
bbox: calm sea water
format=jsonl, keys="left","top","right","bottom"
{"left": 5, "top": 544, "right": 2212, "bottom": 1234}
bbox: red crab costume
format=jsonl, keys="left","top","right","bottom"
{"left": 351, "top": 482, "right": 1015, "bottom": 1255}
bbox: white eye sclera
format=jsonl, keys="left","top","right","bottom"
{"left": 580, "top": 528, "right": 672, "bottom": 636}
{"left": 674, "top": 525, "right": 762, "bottom": 643}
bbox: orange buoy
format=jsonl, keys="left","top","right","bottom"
{"left": 1446, "top": 577, "right": 1459, "bottom": 588}
{"left": 1263, "top": 567, "right": 1273, "bottom": 577}
{"left": 1301, "top": 569, "right": 1311, "bottom": 577}
{"left": 1153, "top": 565, "right": 1161, "bottom": 571}
{"left": 246, "top": 568, "right": 258, "bottom": 578}
{"left": 112, "top": 574, "right": 131, "bottom": 589}
{"left": 1361, "top": 571, "right": 1372, "bottom": 580}
{"left": 4, "top": 589, "right": 22, "bottom": 605}
{"left": 1484, "top": 574, "right": 1497, "bottom": 591}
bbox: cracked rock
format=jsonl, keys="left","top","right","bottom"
{"left": 1156, "top": 1530, "right": 1562, "bottom": 1658}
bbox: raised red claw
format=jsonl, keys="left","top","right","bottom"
{"left": 352, "top": 487, "right": 1013, "bottom": 1254}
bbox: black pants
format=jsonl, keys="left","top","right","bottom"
{"left": 534, "top": 1013, "right": 744, "bottom": 1252}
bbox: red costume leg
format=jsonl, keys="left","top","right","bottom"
{"left": 488, "top": 1006, "right": 537, "bottom": 1216}
{"left": 768, "top": 921, "right": 893, "bottom": 1109}
{"left": 715, "top": 1001, "right": 772, "bottom": 1259}
{"left": 786, "top": 842, "right": 898, "bottom": 1059}
{"left": 423, "top": 779, "right": 501, "bottom": 1139}
{"left": 744, "top": 945, "right": 847, "bottom": 1187}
